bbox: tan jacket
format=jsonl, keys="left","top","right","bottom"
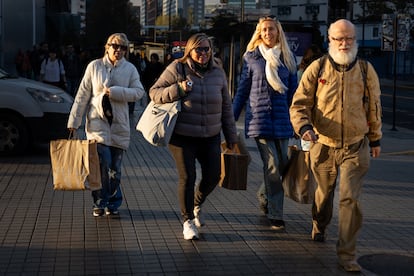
{"left": 290, "top": 55, "right": 382, "bottom": 148}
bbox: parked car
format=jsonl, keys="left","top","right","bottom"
{"left": 0, "top": 68, "right": 74, "bottom": 155}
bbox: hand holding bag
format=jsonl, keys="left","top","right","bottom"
{"left": 282, "top": 146, "right": 316, "bottom": 204}
{"left": 219, "top": 143, "right": 249, "bottom": 190}
{"left": 50, "top": 132, "right": 101, "bottom": 191}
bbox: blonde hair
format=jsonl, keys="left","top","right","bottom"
{"left": 178, "top": 33, "right": 212, "bottom": 65}
{"left": 104, "top": 32, "right": 129, "bottom": 59}
{"left": 245, "top": 16, "right": 296, "bottom": 73}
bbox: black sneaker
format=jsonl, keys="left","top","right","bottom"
{"left": 93, "top": 208, "right": 104, "bottom": 217}
{"left": 312, "top": 233, "right": 325, "bottom": 242}
{"left": 269, "top": 219, "right": 285, "bottom": 230}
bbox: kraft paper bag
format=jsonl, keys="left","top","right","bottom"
{"left": 219, "top": 143, "right": 249, "bottom": 190}
{"left": 282, "top": 146, "right": 316, "bottom": 204}
{"left": 50, "top": 139, "right": 101, "bottom": 191}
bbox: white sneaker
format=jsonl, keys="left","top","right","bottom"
{"left": 183, "top": 219, "right": 199, "bottom": 240}
{"left": 193, "top": 206, "right": 205, "bottom": 227}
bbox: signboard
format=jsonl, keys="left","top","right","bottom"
{"left": 285, "top": 32, "right": 312, "bottom": 56}
{"left": 382, "top": 14, "right": 411, "bottom": 51}
{"left": 381, "top": 14, "right": 394, "bottom": 51}
{"left": 397, "top": 14, "right": 411, "bottom": 51}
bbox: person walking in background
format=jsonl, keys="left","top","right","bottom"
{"left": 297, "top": 44, "right": 323, "bottom": 81}
{"left": 164, "top": 52, "right": 174, "bottom": 66}
{"left": 62, "top": 44, "right": 82, "bottom": 96}
{"left": 15, "top": 48, "right": 32, "bottom": 78}
{"left": 150, "top": 33, "right": 238, "bottom": 240}
{"left": 232, "top": 15, "right": 298, "bottom": 231}
{"left": 31, "top": 42, "right": 49, "bottom": 81}
{"left": 67, "top": 33, "right": 145, "bottom": 217}
{"left": 143, "top": 53, "right": 164, "bottom": 104}
{"left": 289, "top": 19, "right": 382, "bottom": 272}
{"left": 40, "top": 47, "right": 67, "bottom": 90}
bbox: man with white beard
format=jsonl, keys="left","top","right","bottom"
{"left": 289, "top": 19, "right": 382, "bottom": 272}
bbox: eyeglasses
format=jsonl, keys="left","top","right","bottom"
{"left": 330, "top": 36, "right": 355, "bottom": 43}
{"left": 194, "top": 47, "right": 211, "bottom": 54}
{"left": 108, "top": 43, "right": 128, "bottom": 51}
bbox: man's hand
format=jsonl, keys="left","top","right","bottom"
{"left": 302, "top": 129, "right": 318, "bottom": 143}
{"left": 371, "top": 146, "right": 381, "bottom": 158}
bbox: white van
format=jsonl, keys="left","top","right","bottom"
{"left": 0, "top": 68, "right": 74, "bottom": 155}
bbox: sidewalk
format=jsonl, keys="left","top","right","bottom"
{"left": 0, "top": 104, "right": 413, "bottom": 275}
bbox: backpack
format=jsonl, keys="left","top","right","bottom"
{"left": 317, "top": 54, "right": 369, "bottom": 115}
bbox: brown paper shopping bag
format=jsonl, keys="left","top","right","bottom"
{"left": 50, "top": 138, "right": 101, "bottom": 191}
{"left": 282, "top": 146, "right": 316, "bottom": 204}
{"left": 219, "top": 143, "right": 249, "bottom": 190}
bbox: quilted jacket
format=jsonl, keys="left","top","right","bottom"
{"left": 67, "top": 55, "right": 145, "bottom": 149}
{"left": 233, "top": 48, "right": 298, "bottom": 139}
{"left": 149, "top": 59, "right": 237, "bottom": 144}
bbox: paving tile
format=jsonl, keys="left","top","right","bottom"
{"left": 0, "top": 111, "right": 413, "bottom": 275}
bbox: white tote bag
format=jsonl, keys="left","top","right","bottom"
{"left": 136, "top": 100, "right": 181, "bottom": 146}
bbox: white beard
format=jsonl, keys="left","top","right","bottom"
{"left": 328, "top": 43, "right": 358, "bottom": 65}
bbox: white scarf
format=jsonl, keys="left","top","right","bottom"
{"left": 259, "top": 44, "right": 287, "bottom": 93}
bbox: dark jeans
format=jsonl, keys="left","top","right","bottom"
{"left": 92, "top": 144, "right": 124, "bottom": 211}
{"left": 168, "top": 133, "right": 221, "bottom": 221}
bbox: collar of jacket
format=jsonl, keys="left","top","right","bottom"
{"left": 103, "top": 55, "right": 125, "bottom": 68}
{"left": 185, "top": 58, "right": 216, "bottom": 78}
{"left": 328, "top": 55, "right": 358, "bottom": 72}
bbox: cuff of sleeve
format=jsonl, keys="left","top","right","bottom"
{"left": 369, "top": 140, "right": 381, "bottom": 147}
{"left": 299, "top": 125, "right": 314, "bottom": 136}
{"left": 178, "top": 84, "right": 187, "bottom": 97}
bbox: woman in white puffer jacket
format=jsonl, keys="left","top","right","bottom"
{"left": 68, "top": 33, "right": 145, "bottom": 217}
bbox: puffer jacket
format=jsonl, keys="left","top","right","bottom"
{"left": 67, "top": 56, "right": 145, "bottom": 149}
{"left": 289, "top": 55, "right": 382, "bottom": 148}
{"left": 149, "top": 59, "right": 237, "bottom": 144}
{"left": 233, "top": 48, "right": 298, "bottom": 139}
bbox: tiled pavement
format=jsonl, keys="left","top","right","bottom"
{"left": 0, "top": 103, "right": 413, "bottom": 275}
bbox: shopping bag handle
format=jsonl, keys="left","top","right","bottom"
{"left": 68, "top": 129, "right": 79, "bottom": 140}
{"left": 222, "top": 143, "right": 240, "bottom": 154}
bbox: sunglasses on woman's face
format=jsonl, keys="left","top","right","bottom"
{"left": 194, "top": 47, "right": 211, "bottom": 54}
{"left": 108, "top": 43, "right": 128, "bottom": 51}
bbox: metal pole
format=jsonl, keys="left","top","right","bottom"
{"left": 391, "top": 15, "right": 398, "bottom": 131}
{"left": 32, "top": 0, "right": 36, "bottom": 45}
{"left": 361, "top": 0, "right": 365, "bottom": 48}
{"left": 228, "top": 35, "right": 234, "bottom": 97}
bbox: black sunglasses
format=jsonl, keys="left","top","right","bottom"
{"left": 194, "top": 47, "right": 211, "bottom": 54}
{"left": 108, "top": 43, "right": 127, "bottom": 51}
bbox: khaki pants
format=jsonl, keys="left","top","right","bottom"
{"left": 310, "top": 137, "right": 370, "bottom": 261}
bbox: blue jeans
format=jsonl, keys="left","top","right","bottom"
{"left": 255, "top": 138, "right": 289, "bottom": 220}
{"left": 92, "top": 144, "right": 124, "bottom": 211}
